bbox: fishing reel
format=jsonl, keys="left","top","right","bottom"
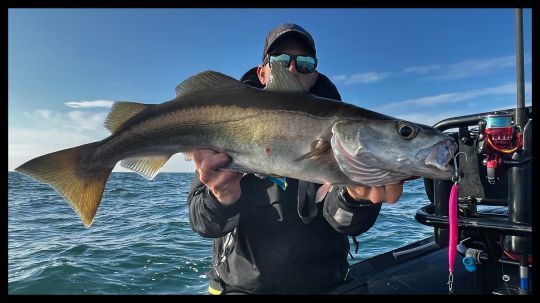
{"left": 476, "top": 114, "right": 523, "bottom": 184}
{"left": 416, "top": 106, "right": 532, "bottom": 295}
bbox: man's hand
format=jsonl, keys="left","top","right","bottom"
{"left": 192, "top": 149, "right": 243, "bottom": 205}
{"left": 345, "top": 183, "right": 403, "bottom": 204}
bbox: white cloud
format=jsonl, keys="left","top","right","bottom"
{"left": 331, "top": 54, "right": 531, "bottom": 85}
{"left": 402, "top": 55, "right": 531, "bottom": 81}
{"left": 433, "top": 56, "right": 515, "bottom": 80}
{"left": 373, "top": 82, "right": 532, "bottom": 126}
{"left": 23, "top": 109, "right": 110, "bottom": 132}
{"left": 9, "top": 124, "right": 196, "bottom": 172}
{"left": 332, "top": 72, "right": 390, "bottom": 84}
{"left": 9, "top": 125, "right": 196, "bottom": 172}
{"left": 64, "top": 100, "right": 114, "bottom": 108}
{"left": 402, "top": 64, "right": 442, "bottom": 75}
{"left": 379, "top": 82, "right": 530, "bottom": 111}
{"left": 9, "top": 108, "right": 196, "bottom": 172}
{"left": 66, "top": 110, "right": 109, "bottom": 131}
{"left": 10, "top": 108, "right": 110, "bottom": 170}
{"left": 331, "top": 75, "right": 348, "bottom": 82}
{"left": 33, "top": 109, "right": 60, "bottom": 120}
{"left": 9, "top": 127, "right": 99, "bottom": 170}
{"left": 493, "top": 99, "right": 533, "bottom": 112}
{"left": 390, "top": 111, "right": 465, "bottom": 128}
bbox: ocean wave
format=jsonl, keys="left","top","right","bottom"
{"left": 8, "top": 172, "right": 432, "bottom": 294}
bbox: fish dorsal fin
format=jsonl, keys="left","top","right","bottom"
{"left": 104, "top": 101, "right": 151, "bottom": 134}
{"left": 265, "top": 62, "right": 305, "bottom": 92}
{"left": 175, "top": 71, "right": 244, "bottom": 97}
{"left": 121, "top": 155, "right": 173, "bottom": 180}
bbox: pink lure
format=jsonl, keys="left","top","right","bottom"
{"left": 448, "top": 182, "right": 458, "bottom": 273}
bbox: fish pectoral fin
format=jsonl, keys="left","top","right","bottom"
{"left": 265, "top": 62, "right": 306, "bottom": 93}
{"left": 121, "top": 155, "right": 172, "bottom": 180}
{"left": 294, "top": 139, "right": 331, "bottom": 162}
{"left": 104, "top": 101, "right": 152, "bottom": 134}
{"left": 315, "top": 183, "right": 333, "bottom": 203}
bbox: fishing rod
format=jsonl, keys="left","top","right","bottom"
{"left": 501, "top": 8, "right": 531, "bottom": 295}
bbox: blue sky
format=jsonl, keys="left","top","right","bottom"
{"left": 8, "top": 8, "right": 532, "bottom": 172}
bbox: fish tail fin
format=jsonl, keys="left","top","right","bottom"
{"left": 15, "top": 142, "right": 113, "bottom": 227}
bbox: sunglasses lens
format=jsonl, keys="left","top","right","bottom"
{"left": 296, "top": 56, "right": 316, "bottom": 73}
{"left": 268, "top": 54, "right": 316, "bottom": 74}
{"left": 269, "top": 54, "right": 292, "bottom": 68}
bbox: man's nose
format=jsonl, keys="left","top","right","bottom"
{"left": 288, "top": 60, "right": 299, "bottom": 73}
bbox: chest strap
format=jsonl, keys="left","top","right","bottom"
{"left": 297, "top": 181, "right": 318, "bottom": 224}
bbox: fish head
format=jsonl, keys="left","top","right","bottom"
{"left": 331, "top": 119, "right": 457, "bottom": 186}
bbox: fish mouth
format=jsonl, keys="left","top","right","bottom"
{"left": 417, "top": 139, "right": 458, "bottom": 174}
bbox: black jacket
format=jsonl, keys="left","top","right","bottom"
{"left": 187, "top": 67, "right": 382, "bottom": 294}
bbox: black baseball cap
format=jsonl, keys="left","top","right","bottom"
{"left": 262, "top": 23, "right": 316, "bottom": 62}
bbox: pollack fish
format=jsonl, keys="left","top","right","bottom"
{"left": 16, "top": 63, "right": 457, "bottom": 227}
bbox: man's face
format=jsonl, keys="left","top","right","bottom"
{"left": 257, "top": 39, "right": 319, "bottom": 92}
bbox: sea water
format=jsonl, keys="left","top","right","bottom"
{"left": 8, "top": 172, "right": 433, "bottom": 294}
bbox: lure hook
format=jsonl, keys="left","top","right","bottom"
{"left": 452, "top": 152, "right": 468, "bottom": 183}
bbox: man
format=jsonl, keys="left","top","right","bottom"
{"left": 188, "top": 23, "right": 404, "bottom": 294}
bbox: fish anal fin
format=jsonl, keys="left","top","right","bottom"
{"left": 220, "top": 161, "right": 286, "bottom": 189}
{"left": 104, "top": 101, "right": 151, "bottom": 134}
{"left": 219, "top": 161, "right": 263, "bottom": 175}
{"left": 121, "top": 155, "right": 172, "bottom": 180}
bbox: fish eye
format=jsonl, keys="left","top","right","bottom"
{"left": 397, "top": 121, "right": 418, "bottom": 140}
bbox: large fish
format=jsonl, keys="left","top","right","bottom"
{"left": 16, "top": 63, "right": 457, "bottom": 227}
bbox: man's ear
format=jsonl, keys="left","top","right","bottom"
{"left": 257, "top": 65, "right": 267, "bottom": 86}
